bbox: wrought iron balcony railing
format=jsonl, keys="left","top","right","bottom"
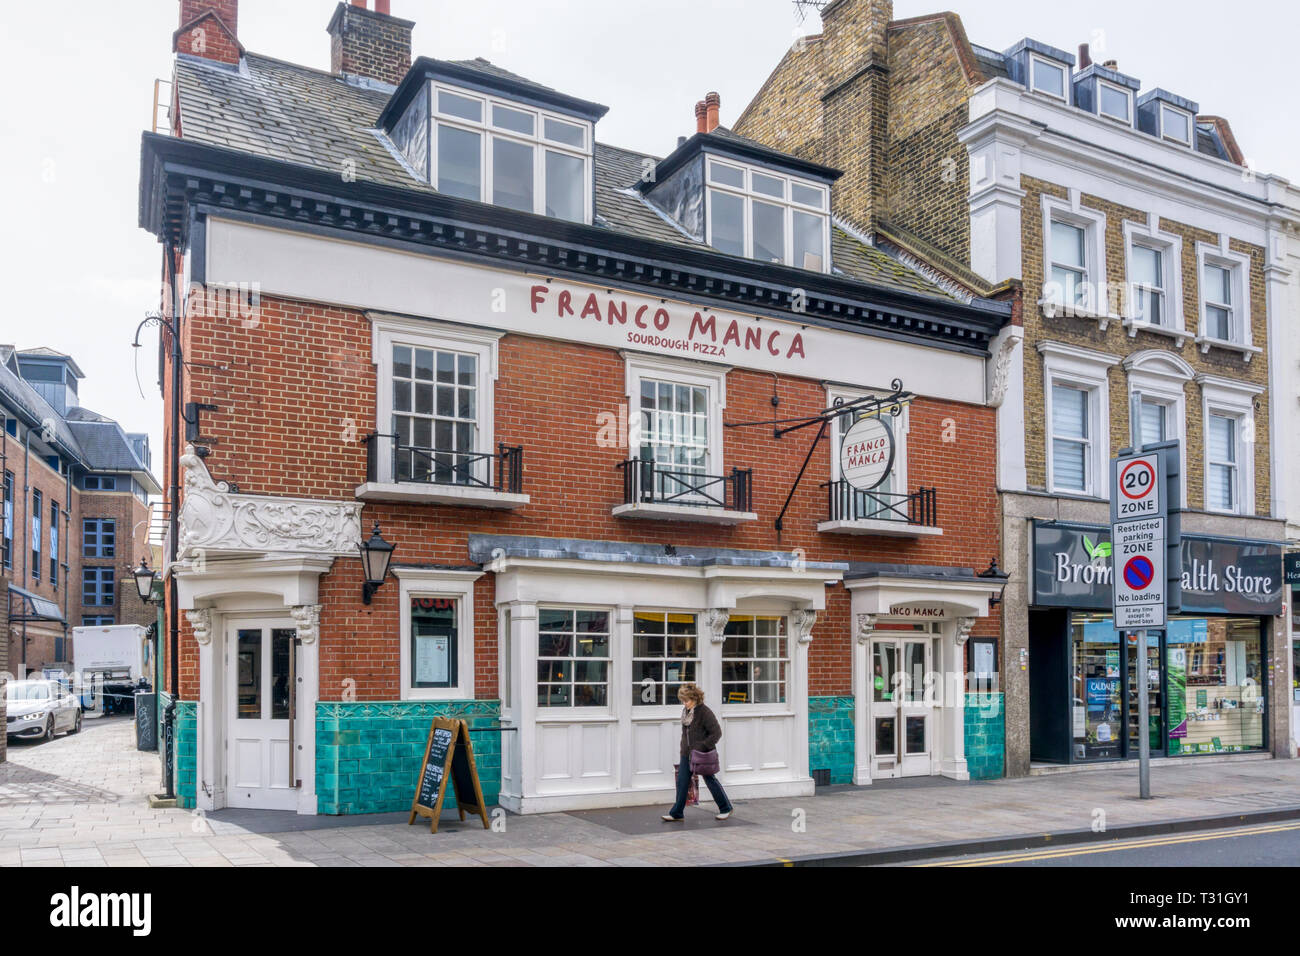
{"left": 618, "top": 459, "right": 753, "bottom": 513}
{"left": 822, "top": 481, "right": 938, "bottom": 526}
{"left": 364, "top": 433, "right": 523, "bottom": 494}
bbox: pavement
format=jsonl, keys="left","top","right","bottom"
{"left": 2, "top": 715, "right": 1299, "bottom": 867}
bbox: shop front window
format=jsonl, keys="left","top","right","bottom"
{"left": 537, "top": 608, "right": 610, "bottom": 707}
{"left": 722, "top": 615, "right": 787, "bottom": 704}
{"left": 1071, "top": 617, "right": 1123, "bottom": 760}
{"left": 632, "top": 612, "right": 698, "bottom": 706}
{"left": 1167, "top": 618, "right": 1264, "bottom": 755}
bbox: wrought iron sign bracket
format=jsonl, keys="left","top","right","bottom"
{"left": 724, "top": 379, "right": 912, "bottom": 532}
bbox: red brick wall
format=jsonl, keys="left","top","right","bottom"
{"left": 175, "top": 2, "right": 240, "bottom": 66}
{"left": 173, "top": 290, "right": 1001, "bottom": 700}
{"left": 77, "top": 491, "right": 154, "bottom": 629}
{"left": 3, "top": 451, "right": 76, "bottom": 676}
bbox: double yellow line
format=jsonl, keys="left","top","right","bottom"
{"left": 917, "top": 821, "right": 1300, "bottom": 867}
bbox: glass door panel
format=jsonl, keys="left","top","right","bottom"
{"left": 1126, "top": 633, "right": 1163, "bottom": 755}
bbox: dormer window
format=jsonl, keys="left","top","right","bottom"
{"left": 1098, "top": 81, "right": 1132, "bottom": 124}
{"left": 1160, "top": 105, "right": 1192, "bottom": 146}
{"left": 1030, "top": 55, "right": 1068, "bottom": 100}
{"left": 429, "top": 84, "right": 591, "bottom": 222}
{"left": 381, "top": 60, "right": 607, "bottom": 225}
{"left": 1137, "top": 90, "right": 1198, "bottom": 148}
{"left": 705, "top": 158, "right": 829, "bottom": 272}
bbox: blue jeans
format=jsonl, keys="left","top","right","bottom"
{"left": 668, "top": 752, "right": 732, "bottom": 817}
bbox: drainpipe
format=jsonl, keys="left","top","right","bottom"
{"left": 62, "top": 468, "right": 70, "bottom": 665}
{"left": 164, "top": 241, "right": 182, "bottom": 799}
{"left": 20, "top": 429, "right": 29, "bottom": 679}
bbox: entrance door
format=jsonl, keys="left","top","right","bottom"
{"left": 227, "top": 624, "right": 300, "bottom": 810}
{"left": 1126, "top": 633, "right": 1164, "bottom": 757}
{"left": 869, "top": 638, "right": 932, "bottom": 778}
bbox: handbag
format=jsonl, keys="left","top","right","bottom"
{"left": 675, "top": 764, "right": 700, "bottom": 806}
{"left": 690, "top": 747, "right": 720, "bottom": 776}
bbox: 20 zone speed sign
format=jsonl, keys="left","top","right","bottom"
{"left": 1115, "top": 454, "right": 1161, "bottom": 519}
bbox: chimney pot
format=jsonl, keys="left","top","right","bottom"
{"left": 375, "top": 0, "right": 390, "bottom": 12}
{"left": 1078, "top": 43, "right": 1092, "bottom": 69}
{"left": 705, "top": 91, "right": 720, "bottom": 133}
{"left": 1103, "top": 59, "right": 1118, "bottom": 70}
{"left": 695, "top": 101, "right": 708, "bottom": 135}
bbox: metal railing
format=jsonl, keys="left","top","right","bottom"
{"left": 822, "top": 481, "right": 938, "bottom": 526}
{"left": 364, "top": 433, "right": 523, "bottom": 494}
{"left": 618, "top": 459, "right": 753, "bottom": 512}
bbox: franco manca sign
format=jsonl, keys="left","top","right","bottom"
{"left": 1032, "top": 522, "right": 1283, "bottom": 616}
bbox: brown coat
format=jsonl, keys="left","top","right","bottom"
{"left": 679, "top": 703, "right": 722, "bottom": 757}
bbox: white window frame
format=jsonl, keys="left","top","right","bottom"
{"left": 535, "top": 604, "right": 615, "bottom": 714}
{"left": 1041, "top": 194, "right": 1110, "bottom": 325}
{"left": 1195, "top": 241, "right": 1259, "bottom": 360}
{"left": 370, "top": 314, "right": 502, "bottom": 485}
{"left": 1097, "top": 80, "right": 1133, "bottom": 125}
{"left": 1029, "top": 54, "right": 1069, "bottom": 101}
{"left": 1122, "top": 219, "right": 1189, "bottom": 345}
{"left": 395, "top": 567, "right": 482, "bottom": 701}
{"left": 719, "top": 612, "right": 791, "bottom": 710}
{"left": 630, "top": 609, "right": 701, "bottom": 710}
{"left": 704, "top": 156, "right": 831, "bottom": 273}
{"left": 428, "top": 81, "right": 594, "bottom": 225}
{"left": 1123, "top": 349, "right": 1193, "bottom": 504}
{"left": 1159, "top": 104, "right": 1194, "bottom": 147}
{"left": 1039, "top": 341, "right": 1121, "bottom": 498}
{"left": 1196, "top": 373, "right": 1262, "bottom": 516}
{"left": 623, "top": 353, "right": 728, "bottom": 480}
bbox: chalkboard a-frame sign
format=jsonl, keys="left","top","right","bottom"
{"left": 408, "top": 716, "right": 490, "bottom": 833}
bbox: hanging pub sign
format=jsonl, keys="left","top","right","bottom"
{"left": 408, "top": 717, "right": 490, "bottom": 834}
{"left": 840, "top": 416, "right": 895, "bottom": 492}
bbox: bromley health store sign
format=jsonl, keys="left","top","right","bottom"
{"left": 1033, "top": 522, "right": 1284, "bottom": 616}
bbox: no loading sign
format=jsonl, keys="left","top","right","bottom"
{"left": 1123, "top": 554, "right": 1156, "bottom": 591}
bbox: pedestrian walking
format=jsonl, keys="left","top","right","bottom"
{"left": 663, "top": 683, "right": 734, "bottom": 822}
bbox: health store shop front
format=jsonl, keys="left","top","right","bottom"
{"left": 1028, "top": 521, "right": 1284, "bottom": 765}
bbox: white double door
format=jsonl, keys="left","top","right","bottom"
{"left": 226, "top": 621, "right": 301, "bottom": 810}
{"left": 869, "top": 636, "right": 934, "bottom": 779}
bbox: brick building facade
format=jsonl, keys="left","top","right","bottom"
{"left": 1, "top": 346, "right": 159, "bottom": 761}
{"left": 143, "top": 0, "right": 1012, "bottom": 815}
{"left": 737, "top": 0, "right": 1300, "bottom": 774}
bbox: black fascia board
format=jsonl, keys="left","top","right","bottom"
{"left": 378, "top": 56, "right": 609, "bottom": 131}
{"left": 139, "top": 133, "right": 1010, "bottom": 352}
{"left": 637, "top": 131, "right": 843, "bottom": 195}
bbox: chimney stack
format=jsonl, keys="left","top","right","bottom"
{"left": 695, "top": 101, "right": 708, "bottom": 134}
{"left": 1078, "top": 43, "right": 1092, "bottom": 69}
{"left": 705, "top": 92, "right": 721, "bottom": 132}
{"left": 328, "top": 0, "right": 414, "bottom": 87}
{"left": 1103, "top": 59, "right": 1118, "bottom": 71}
{"left": 175, "top": 0, "right": 241, "bottom": 65}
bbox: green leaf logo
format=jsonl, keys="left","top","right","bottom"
{"left": 1083, "top": 537, "right": 1112, "bottom": 562}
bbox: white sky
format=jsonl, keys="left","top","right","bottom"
{"left": 1, "top": 0, "right": 1294, "bottom": 469}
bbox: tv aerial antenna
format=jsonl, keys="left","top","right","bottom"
{"left": 793, "top": 1, "right": 831, "bottom": 25}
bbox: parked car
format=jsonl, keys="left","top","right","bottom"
{"left": 5, "top": 679, "right": 82, "bottom": 741}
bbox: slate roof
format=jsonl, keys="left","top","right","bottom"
{"left": 0, "top": 345, "right": 159, "bottom": 487}
{"left": 172, "top": 52, "right": 957, "bottom": 302}
{"left": 66, "top": 416, "right": 155, "bottom": 479}
{"left": 16, "top": 347, "right": 85, "bottom": 378}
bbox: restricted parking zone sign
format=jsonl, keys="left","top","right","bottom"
{"left": 1112, "top": 452, "right": 1167, "bottom": 628}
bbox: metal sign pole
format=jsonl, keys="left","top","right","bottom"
{"left": 1135, "top": 628, "right": 1150, "bottom": 799}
